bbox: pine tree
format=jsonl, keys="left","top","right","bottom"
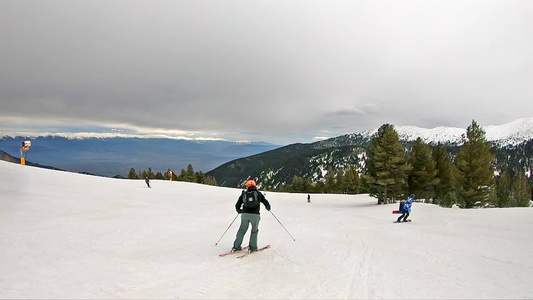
{"left": 147, "top": 167, "right": 154, "bottom": 179}
{"left": 204, "top": 176, "right": 218, "bottom": 186}
{"left": 290, "top": 176, "right": 305, "bottom": 192}
{"left": 512, "top": 171, "right": 531, "bottom": 207}
{"left": 495, "top": 166, "right": 512, "bottom": 207}
{"left": 302, "top": 177, "right": 313, "bottom": 192}
{"left": 314, "top": 181, "right": 325, "bottom": 193}
{"left": 408, "top": 138, "right": 440, "bottom": 202}
{"left": 345, "top": 166, "right": 360, "bottom": 194}
{"left": 433, "top": 144, "right": 456, "bottom": 207}
{"left": 336, "top": 170, "right": 347, "bottom": 193}
{"left": 178, "top": 169, "right": 186, "bottom": 181}
{"left": 363, "top": 124, "right": 411, "bottom": 204}
{"left": 530, "top": 169, "right": 533, "bottom": 205}
{"left": 164, "top": 169, "right": 172, "bottom": 180}
{"left": 186, "top": 164, "right": 195, "bottom": 181}
{"left": 195, "top": 171, "right": 205, "bottom": 183}
{"left": 128, "top": 168, "right": 138, "bottom": 179}
{"left": 177, "top": 164, "right": 195, "bottom": 182}
{"left": 324, "top": 167, "right": 336, "bottom": 193}
{"left": 455, "top": 120, "right": 495, "bottom": 208}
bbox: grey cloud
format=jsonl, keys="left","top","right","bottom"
{"left": 1, "top": 0, "right": 532, "bottom": 144}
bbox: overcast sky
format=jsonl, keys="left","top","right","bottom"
{"left": 1, "top": 0, "right": 532, "bottom": 145}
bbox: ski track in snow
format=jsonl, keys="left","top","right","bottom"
{"left": 1, "top": 160, "right": 533, "bottom": 299}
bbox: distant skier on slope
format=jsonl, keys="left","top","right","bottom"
{"left": 396, "top": 194, "right": 414, "bottom": 222}
{"left": 307, "top": 194, "right": 311, "bottom": 203}
{"left": 232, "top": 179, "right": 271, "bottom": 253}
{"left": 145, "top": 177, "right": 151, "bottom": 188}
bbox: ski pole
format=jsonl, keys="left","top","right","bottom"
{"left": 215, "top": 214, "right": 239, "bottom": 246}
{"left": 269, "top": 210, "right": 296, "bottom": 242}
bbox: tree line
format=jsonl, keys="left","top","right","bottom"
{"left": 283, "top": 120, "right": 531, "bottom": 208}
{"left": 127, "top": 164, "right": 217, "bottom": 186}
{"left": 279, "top": 166, "right": 360, "bottom": 194}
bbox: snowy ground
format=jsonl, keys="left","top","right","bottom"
{"left": 1, "top": 160, "right": 533, "bottom": 299}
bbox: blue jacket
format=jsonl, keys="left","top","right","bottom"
{"left": 403, "top": 198, "right": 413, "bottom": 212}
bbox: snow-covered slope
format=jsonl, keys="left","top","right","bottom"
{"left": 1, "top": 160, "right": 533, "bottom": 299}
{"left": 363, "top": 117, "right": 533, "bottom": 146}
{"left": 484, "top": 118, "right": 533, "bottom": 145}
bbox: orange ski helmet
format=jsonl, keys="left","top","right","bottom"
{"left": 245, "top": 179, "right": 257, "bottom": 189}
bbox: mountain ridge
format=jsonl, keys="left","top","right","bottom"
{"left": 207, "top": 118, "right": 533, "bottom": 189}
{"left": 2, "top": 118, "right": 532, "bottom": 183}
{"left": 348, "top": 117, "right": 533, "bottom": 146}
{"left": 0, "top": 137, "right": 280, "bottom": 177}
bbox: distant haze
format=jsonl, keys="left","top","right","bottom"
{"left": 0, "top": 137, "right": 280, "bottom": 176}
{"left": 2, "top": 118, "right": 531, "bottom": 177}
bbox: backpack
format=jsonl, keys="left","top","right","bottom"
{"left": 399, "top": 200, "right": 406, "bottom": 211}
{"left": 242, "top": 190, "right": 260, "bottom": 209}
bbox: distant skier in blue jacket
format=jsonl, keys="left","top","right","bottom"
{"left": 397, "top": 194, "right": 414, "bottom": 222}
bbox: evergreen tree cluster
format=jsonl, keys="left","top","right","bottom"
{"left": 281, "top": 166, "right": 361, "bottom": 194}
{"left": 281, "top": 120, "right": 531, "bottom": 209}
{"left": 495, "top": 166, "right": 531, "bottom": 208}
{"left": 127, "top": 164, "right": 217, "bottom": 186}
{"left": 361, "top": 120, "right": 531, "bottom": 208}
{"left": 123, "top": 120, "right": 531, "bottom": 209}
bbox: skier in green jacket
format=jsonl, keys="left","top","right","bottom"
{"left": 232, "top": 179, "right": 271, "bottom": 253}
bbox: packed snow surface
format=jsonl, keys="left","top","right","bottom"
{"left": 1, "top": 160, "right": 533, "bottom": 299}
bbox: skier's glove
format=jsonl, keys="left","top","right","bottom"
{"left": 237, "top": 209, "right": 243, "bottom": 214}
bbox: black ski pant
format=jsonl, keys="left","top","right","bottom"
{"left": 397, "top": 211, "right": 410, "bottom": 222}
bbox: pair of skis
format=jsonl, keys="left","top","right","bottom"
{"left": 219, "top": 245, "right": 271, "bottom": 258}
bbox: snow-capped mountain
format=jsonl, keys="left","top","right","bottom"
{"left": 2, "top": 118, "right": 532, "bottom": 184}
{"left": 209, "top": 118, "right": 533, "bottom": 189}
{"left": 358, "top": 118, "right": 533, "bottom": 146}
{"left": 484, "top": 118, "right": 533, "bottom": 145}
